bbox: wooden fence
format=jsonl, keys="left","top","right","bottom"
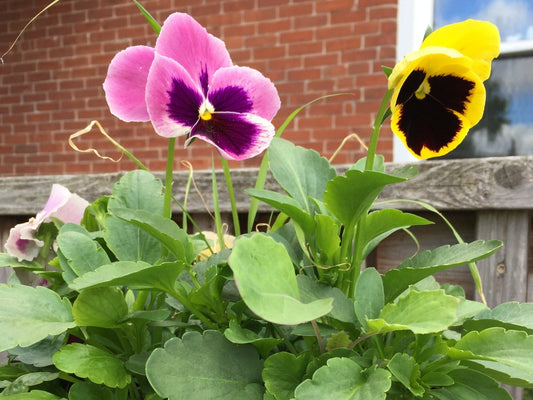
{"left": 1, "top": 156, "right": 531, "bottom": 302}
{"left": 0, "top": 155, "right": 532, "bottom": 398}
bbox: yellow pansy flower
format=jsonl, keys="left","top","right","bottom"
{"left": 388, "top": 20, "right": 500, "bottom": 159}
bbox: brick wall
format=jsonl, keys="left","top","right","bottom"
{"left": 1, "top": 0, "right": 397, "bottom": 176}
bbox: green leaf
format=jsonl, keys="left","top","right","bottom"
{"left": 382, "top": 65, "right": 393, "bottom": 78}
{"left": 133, "top": 0, "right": 161, "bottom": 34}
{"left": 448, "top": 328, "right": 533, "bottom": 379}
{"left": 382, "top": 240, "right": 503, "bottom": 302}
{"left": 366, "top": 289, "right": 459, "bottom": 335}
{"left": 0, "top": 372, "right": 58, "bottom": 396}
{"left": 459, "top": 359, "right": 533, "bottom": 388}
{"left": 53, "top": 343, "right": 131, "bottom": 388}
{"left": 354, "top": 267, "right": 384, "bottom": 329}
{"left": 0, "top": 285, "right": 75, "bottom": 351}
{"left": 387, "top": 353, "right": 424, "bottom": 397}
{"left": 268, "top": 137, "right": 336, "bottom": 213}
{"left": 72, "top": 287, "right": 128, "bottom": 328}
{"left": 297, "top": 274, "right": 357, "bottom": 324}
{"left": 294, "top": 359, "right": 391, "bottom": 400}
{"left": 0, "top": 390, "right": 64, "bottom": 399}
{"left": 103, "top": 170, "right": 164, "bottom": 263}
{"left": 429, "top": 368, "right": 512, "bottom": 400}
{"left": 146, "top": 331, "right": 263, "bottom": 400}
{"left": 263, "top": 352, "right": 311, "bottom": 400}
{"left": 224, "top": 320, "right": 282, "bottom": 359}
{"left": 324, "top": 169, "right": 406, "bottom": 227}
{"left": 8, "top": 334, "right": 65, "bottom": 367}
{"left": 229, "top": 234, "right": 333, "bottom": 325}
{"left": 110, "top": 208, "right": 193, "bottom": 263}
{"left": 67, "top": 381, "right": 115, "bottom": 400}
{"left": 359, "top": 209, "right": 433, "bottom": 260}
{"left": 465, "top": 302, "right": 533, "bottom": 334}
{"left": 0, "top": 253, "right": 43, "bottom": 270}
{"left": 56, "top": 223, "right": 111, "bottom": 280}
{"left": 246, "top": 189, "right": 315, "bottom": 234}
{"left": 69, "top": 260, "right": 185, "bottom": 293}
{"left": 313, "top": 214, "right": 341, "bottom": 265}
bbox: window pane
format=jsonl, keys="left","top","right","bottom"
{"left": 434, "top": 0, "right": 533, "bottom": 157}
{"left": 435, "top": 0, "right": 533, "bottom": 43}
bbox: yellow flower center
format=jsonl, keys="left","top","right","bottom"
{"left": 415, "top": 76, "right": 431, "bottom": 100}
{"left": 199, "top": 101, "right": 215, "bottom": 121}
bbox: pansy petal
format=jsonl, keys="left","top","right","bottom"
{"left": 5, "top": 221, "right": 44, "bottom": 262}
{"left": 187, "top": 112, "right": 275, "bottom": 160}
{"left": 390, "top": 50, "right": 485, "bottom": 159}
{"left": 155, "top": 12, "right": 232, "bottom": 95}
{"left": 391, "top": 96, "right": 472, "bottom": 159}
{"left": 391, "top": 49, "right": 485, "bottom": 125}
{"left": 103, "top": 45, "right": 155, "bottom": 121}
{"left": 38, "top": 184, "right": 89, "bottom": 224}
{"left": 421, "top": 19, "right": 500, "bottom": 81}
{"left": 209, "top": 66, "right": 281, "bottom": 121}
{"left": 146, "top": 54, "right": 204, "bottom": 138}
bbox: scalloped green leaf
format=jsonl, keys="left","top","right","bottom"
{"left": 387, "top": 353, "right": 424, "bottom": 397}
{"left": 146, "top": 331, "right": 263, "bottom": 400}
{"left": 366, "top": 289, "right": 459, "bottom": 335}
{"left": 67, "top": 381, "right": 115, "bottom": 400}
{"left": 448, "top": 328, "right": 533, "bottom": 379}
{"left": 0, "top": 285, "right": 75, "bottom": 352}
{"left": 246, "top": 189, "right": 315, "bottom": 234}
{"left": 229, "top": 234, "right": 333, "bottom": 325}
{"left": 0, "top": 390, "right": 64, "bottom": 399}
{"left": 465, "top": 302, "right": 533, "bottom": 334}
{"left": 52, "top": 343, "right": 131, "bottom": 388}
{"left": 103, "top": 170, "right": 164, "bottom": 263}
{"left": 110, "top": 208, "right": 193, "bottom": 263}
{"left": 382, "top": 240, "right": 502, "bottom": 302}
{"left": 224, "top": 320, "right": 282, "bottom": 359}
{"left": 8, "top": 334, "right": 65, "bottom": 367}
{"left": 56, "top": 223, "right": 111, "bottom": 280}
{"left": 294, "top": 359, "right": 391, "bottom": 400}
{"left": 268, "top": 137, "right": 336, "bottom": 213}
{"left": 1, "top": 372, "right": 59, "bottom": 396}
{"left": 460, "top": 359, "right": 533, "bottom": 388}
{"left": 324, "top": 169, "right": 406, "bottom": 227}
{"left": 0, "top": 253, "right": 43, "bottom": 270}
{"left": 429, "top": 368, "right": 512, "bottom": 400}
{"left": 297, "top": 274, "right": 357, "bottom": 324}
{"left": 263, "top": 352, "right": 311, "bottom": 400}
{"left": 72, "top": 287, "right": 128, "bottom": 328}
{"left": 359, "top": 209, "right": 433, "bottom": 260}
{"left": 69, "top": 260, "right": 184, "bottom": 293}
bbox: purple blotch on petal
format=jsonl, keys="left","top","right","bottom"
{"left": 188, "top": 112, "right": 275, "bottom": 160}
{"left": 208, "top": 86, "right": 253, "bottom": 114}
{"left": 167, "top": 78, "right": 204, "bottom": 127}
{"left": 200, "top": 66, "right": 209, "bottom": 97}
{"left": 210, "top": 66, "right": 281, "bottom": 121}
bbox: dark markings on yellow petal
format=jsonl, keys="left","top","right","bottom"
{"left": 396, "top": 69, "right": 475, "bottom": 156}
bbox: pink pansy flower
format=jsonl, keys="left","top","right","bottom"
{"left": 5, "top": 184, "right": 89, "bottom": 262}
{"left": 103, "top": 13, "right": 281, "bottom": 160}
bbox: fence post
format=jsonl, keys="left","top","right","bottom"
{"left": 475, "top": 210, "right": 530, "bottom": 400}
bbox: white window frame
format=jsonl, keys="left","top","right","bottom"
{"left": 394, "top": 0, "right": 533, "bottom": 161}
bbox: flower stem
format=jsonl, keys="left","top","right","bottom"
{"left": 364, "top": 88, "right": 393, "bottom": 171}
{"left": 220, "top": 157, "right": 240, "bottom": 236}
{"left": 211, "top": 160, "right": 225, "bottom": 250}
{"left": 163, "top": 138, "right": 176, "bottom": 219}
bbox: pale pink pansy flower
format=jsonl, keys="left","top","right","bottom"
{"left": 5, "top": 184, "right": 89, "bottom": 262}
{"left": 103, "top": 12, "right": 280, "bottom": 161}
